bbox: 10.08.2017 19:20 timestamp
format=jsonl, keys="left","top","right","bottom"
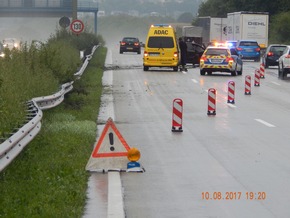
{"left": 201, "top": 192, "right": 266, "bottom": 200}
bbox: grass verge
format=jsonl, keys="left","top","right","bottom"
{"left": 0, "top": 46, "right": 107, "bottom": 217}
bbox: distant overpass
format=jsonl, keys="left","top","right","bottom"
{"left": 0, "top": 0, "right": 98, "bottom": 33}
{"left": 0, "top": 0, "right": 98, "bottom": 17}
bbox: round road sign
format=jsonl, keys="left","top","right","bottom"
{"left": 59, "top": 16, "right": 70, "bottom": 28}
{"left": 70, "top": 19, "right": 84, "bottom": 34}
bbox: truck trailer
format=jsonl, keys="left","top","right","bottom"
{"left": 181, "top": 25, "right": 203, "bottom": 45}
{"left": 226, "top": 11, "right": 269, "bottom": 49}
{"left": 195, "top": 17, "right": 228, "bottom": 47}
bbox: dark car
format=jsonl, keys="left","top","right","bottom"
{"left": 262, "top": 44, "right": 287, "bottom": 68}
{"left": 185, "top": 42, "right": 205, "bottom": 66}
{"left": 236, "top": 40, "right": 261, "bottom": 62}
{"left": 120, "top": 37, "right": 141, "bottom": 54}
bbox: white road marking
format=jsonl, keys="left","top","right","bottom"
{"left": 227, "top": 103, "right": 236, "bottom": 108}
{"left": 108, "top": 172, "right": 125, "bottom": 218}
{"left": 255, "top": 119, "right": 276, "bottom": 127}
{"left": 191, "top": 79, "right": 198, "bottom": 83}
{"left": 271, "top": 81, "right": 281, "bottom": 86}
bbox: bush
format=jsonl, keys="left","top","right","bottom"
{"left": 0, "top": 28, "right": 99, "bottom": 137}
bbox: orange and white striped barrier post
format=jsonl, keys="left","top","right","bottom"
{"left": 245, "top": 75, "right": 251, "bottom": 95}
{"left": 254, "top": 69, "right": 260, "bottom": 86}
{"left": 227, "top": 81, "right": 235, "bottom": 104}
{"left": 172, "top": 98, "right": 183, "bottom": 132}
{"left": 260, "top": 62, "right": 265, "bottom": 78}
{"left": 207, "top": 88, "right": 216, "bottom": 115}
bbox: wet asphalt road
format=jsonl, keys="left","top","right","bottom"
{"left": 84, "top": 44, "right": 290, "bottom": 218}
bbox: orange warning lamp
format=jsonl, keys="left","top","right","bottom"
{"left": 127, "top": 147, "right": 140, "bottom": 162}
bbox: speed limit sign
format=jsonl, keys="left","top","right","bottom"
{"left": 70, "top": 19, "right": 84, "bottom": 34}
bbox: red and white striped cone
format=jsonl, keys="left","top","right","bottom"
{"left": 254, "top": 69, "right": 260, "bottom": 86}
{"left": 260, "top": 62, "right": 265, "bottom": 78}
{"left": 172, "top": 98, "right": 183, "bottom": 132}
{"left": 227, "top": 81, "right": 235, "bottom": 104}
{"left": 260, "top": 63, "right": 265, "bottom": 78}
{"left": 207, "top": 88, "right": 216, "bottom": 115}
{"left": 245, "top": 75, "right": 251, "bottom": 95}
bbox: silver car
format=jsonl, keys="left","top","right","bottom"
{"left": 278, "top": 45, "right": 290, "bottom": 79}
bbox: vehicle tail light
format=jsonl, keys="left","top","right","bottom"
{"left": 226, "top": 57, "right": 234, "bottom": 63}
{"left": 236, "top": 47, "right": 242, "bottom": 51}
{"left": 120, "top": 42, "right": 126, "bottom": 45}
{"left": 200, "top": 55, "right": 208, "bottom": 62}
{"left": 144, "top": 51, "right": 148, "bottom": 57}
{"left": 134, "top": 42, "right": 139, "bottom": 46}
{"left": 267, "top": 52, "right": 274, "bottom": 56}
{"left": 255, "top": 47, "right": 261, "bottom": 52}
{"left": 174, "top": 52, "right": 178, "bottom": 58}
{"left": 285, "top": 55, "right": 290, "bottom": 58}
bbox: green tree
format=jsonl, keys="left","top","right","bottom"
{"left": 177, "top": 12, "right": 194, "bottom": 23}
{"left": 198, "top": 0, "right": 290, "bottom": 17}
{"left": 270, "top": 11, "right": 290, "bottom": 44}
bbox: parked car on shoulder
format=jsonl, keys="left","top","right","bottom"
{"left": 185, "top": 41, "right": 205, "bottom": 66}
{"left": 199, "top": 46, "right": 243, "bottom": 76}
{"left": 262, "top": 44, "right": 287, "bottom": 68}
{"left": 236, "top": 40, "right": 260, "bottom": 62}
{"left": 3, "top": 38, "right": 20, "bottom": 50}
{"left": 119, "top": 37, "right": 141, "bottom": 54}
{"left": 278, "top": 45, "right": 290, "bottom": 79}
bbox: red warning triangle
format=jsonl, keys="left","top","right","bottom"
{"left": 91, "top": 117, "right": 131, "bottom": 158}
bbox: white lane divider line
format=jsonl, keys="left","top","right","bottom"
{"left": 255, "top": 119, "right": 276, "bottom": 127}
{"left": 227, "top": 103, "right": 236, "bottom": 108}
{"left": 108, "top": 172, "right": 125, "bottom": 218}
{"left": 271, "top": 81, "right": 281, "bottom": 86}
{"left": 191, "top": 79, "right": 198, "bottom": 83}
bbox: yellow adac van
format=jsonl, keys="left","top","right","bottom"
{"left": 143, "top": 24, "right": 179, "bottom": 71}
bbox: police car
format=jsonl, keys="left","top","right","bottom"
{"left": 199, "top": 46, "right": 243, "bottom": 76}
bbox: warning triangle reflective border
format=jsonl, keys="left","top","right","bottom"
{"left": 92, "top": 117, "right": 131, "bottom": 158}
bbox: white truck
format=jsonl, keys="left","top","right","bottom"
{"left": 195, "top": 17, "right": 228, "bottom": 46}
{"left": 226, "top": 11, "right": 269, "bottom": 49}
{"left": 181, "top": 25, "right": 203, "bottom": 45}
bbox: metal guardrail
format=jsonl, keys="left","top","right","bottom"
{"left": 0, "top": 45, "right": 99, "bottom": 172}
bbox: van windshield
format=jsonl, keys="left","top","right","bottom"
{"left": 147, "top": 37, "right": 174, "bottom": 48}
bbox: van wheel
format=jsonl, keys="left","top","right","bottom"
{"left": 200, "top": 69, "right": 205, "bottom": 75}
{"left": 173, "top": 67, "right": 178, "bottom": 71}
{"left": 143, "top": 66, "right": 149, "bottom": 71}
{"left": 231, "top": 67, "right": 237, "bottom": 76}
{"left": 282, "top": 69, "right": 287, "bottom": 80}
{"left": 237, "top": 66, "right": 243, "bottom": 75}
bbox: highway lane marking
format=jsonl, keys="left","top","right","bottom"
{"left": 227, "top": 103, "right": 236, "bottom": 108}
{"left": 191, "top": 79, "right": 198, "bottom": 83}
{"left": 271, "top": 81, "right": 281, "bottom": 86}
{"left": 255, "top": 119, "right": 276, "bottom": 127}
{"left": 108, "top": 172, "right": 125, "bottom": 218}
